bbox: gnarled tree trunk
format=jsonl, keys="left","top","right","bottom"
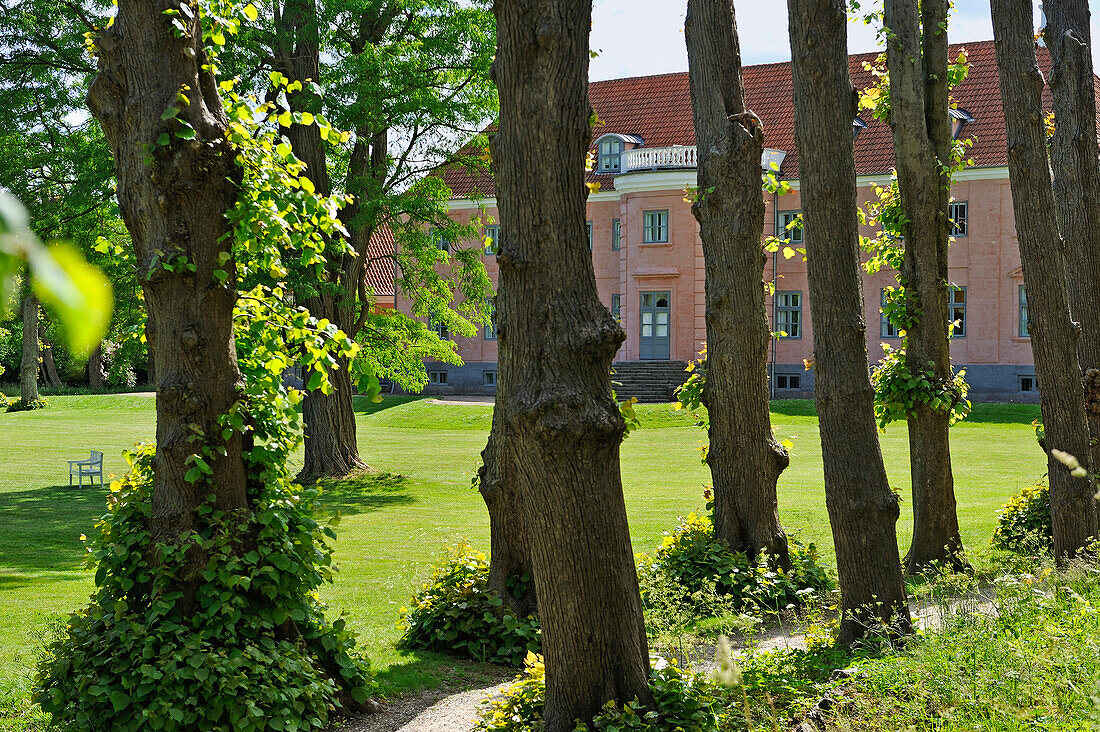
{"left": 1044, "top": 0, "right": 1100, "bottom": 485}
{"left": 685, "top": 0, "right": 790, "bottom": 567}
{"left": 884, "top": 0, "right": 967, "bottom": 573}
{"left": 88, "top": 344, "right": 105, "bottom": 389}
{"left": 492, "top": 0, "right": 653, "bottom": 727}
{"left": 991, "top": 0, "right": 1098, "bottom": 559}
{"left": 19, "top": 292, "right": 41, "bottom": 403}
{"left": 40, "top": 332, "right": 62, "bottom": 388}
{"left": 87, "top": 0, "right": 248, "bottom": 535}
{"left": 788, "top": 0, "right": 912, "bottom": 645}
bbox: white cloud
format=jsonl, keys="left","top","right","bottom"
{"left": 590, "top": 0, "right": 1100, "bottom": 81}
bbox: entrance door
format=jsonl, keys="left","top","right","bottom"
{"left": 639, "top": 291, "right": 671, "bottom": 359}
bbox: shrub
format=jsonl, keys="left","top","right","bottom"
{"left": 477, "top": 653, "right": 724, "bottom": 732}
{"left": 397, "top": 544, "right": 540, "bottom": 666}
{"left": 637, "top": 512, "right": 831, "bottom": 620}
{"left": 34, "top": 444, "right": 373, "bottom": 732}
{"left": 6, "top": 396, "right": 47, "bottom": 412}
{"left": 991, "top": 480, "right": 1053, "bottom": 553}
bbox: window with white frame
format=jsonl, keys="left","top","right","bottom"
{"left": 1019, "top": 285, "right": 1029, "bottom": 337}
{"left": 484, "top": 297, "right": 496, "bottom": 340}
{"left": 611, "top": 293, "right": 621, "bottom": 322}
{"left": 775, "top": 373, "right": 801, "bottom": 390}
{"left": 598, "top": 137, "right": 624, "bottom": 172}
{"left": 587, "top": 221, "right": 593, "bottom": 250}
{"left": 483, "top": 224, "right": 500, "bottom": 255}
{"left": 430, "top": 317, "right": 449, "bottom": 340}
{"left": 949, "top": 286, "right": 966, "bottom": 338}
{"left": 430, "top": 228, "right": 449, "bottom": 252}
{"left": 643, "top": 210, "right": 669, "bottom": 243}
{"left": 881, "top": 288, "right": 900, "bottom": 338}
{"left": 612, "top": 219, "right": 621, "bottom": 251}
{"left": 428, "top": 370, "right": 448, "bottom": 384}
{"left": 777, "top": 210, "right": 803, "bottom": 244}
{"left": 949, "top": 201, "right": 968, "bottom": 237}
{"left": 483, "top": 370, "right": 497, "bottom": 387}
{"left": 775, "top": 291, "right": 802, "bottom": 338}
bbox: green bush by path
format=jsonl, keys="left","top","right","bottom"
{"left": 991, "top": 480, "right": 1052, "bottom": 554}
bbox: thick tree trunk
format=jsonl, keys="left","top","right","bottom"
{"left": 1044, "top": 0, "right": 1100, "bottom": 484}
{"left": 684, "top": 0, "right": 790, "bottom": 567}
{"left": 19, "top": 293, "right": 41, "bottom": 403}
{"left": 299, "top": 354, "right": 367, "bottom": 482}
{"left": 788, "top": 0, "right": 912, "bottom": 645}
{"left": 88, "top": 345, "right": 105, "bottom": 389}
{"left": 492, "top": 0, "right": 653, "bottom": 727}
{"left": 87, "top": 0, "right": 248, "bottom": 537}
{"left": 884, "top": 0, "right": 966, "bottom": 573}
{"left": 40, "top": 333, "right": 63, "bottom": 388}
{"left": 991, "top": 0, "right": 1099, "bottom": 559}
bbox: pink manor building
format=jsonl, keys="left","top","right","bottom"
{"left": 399, "top": 40, "right": 1093, "bottom": 401}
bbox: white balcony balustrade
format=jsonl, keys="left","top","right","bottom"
{"left": 618, "top": 145, "right": 787, "bottom": 174}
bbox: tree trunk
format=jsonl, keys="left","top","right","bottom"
{"left": 299, "top": 354, "right": 367, "bottom": 482}
{"left": 1044, "top": 0, "right": 1100, "bottom": 486}
{"left": 684, "top": 0, "right": 790, "bottom": 567}
{"left": 787, "top": 0, "right": 912, "bottom": 645}
{"left": 884, "top": 0, "right": 967, "bottom": 573}
{"left": 40, "top": 331, "right": 63, "bottom": 388}
{"left": 991, "top": 0, "right": 1099, "bottom": 559}
{"left": 87, "top": 0, "right": 248, "bottom": 537}
{"left": 88, "top": 345, "right": 105, "bottom": 389}
{"left": 492, "top": 0, "right": 653, "bottom": 727}
{"left": 20, "top": 293, "right": 41, "bottom": 403}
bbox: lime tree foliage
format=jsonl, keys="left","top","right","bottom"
{"left": 397, "top": 544, "right": 540, "bottom": 666}
{"left": 858, "top": 52, "right": 973, "bottom": 430}
{"left": 0, "top": 0, "right": 143, "bottom": 386}
{"left": 992, "top": 480, "right": 1054, "bottom": 554}
{"left": 33, "top": 2, "right": 373, "bottom": 728}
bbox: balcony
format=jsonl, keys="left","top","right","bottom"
{"left": 618, "top": 146, "right": 787, "bottom": 174}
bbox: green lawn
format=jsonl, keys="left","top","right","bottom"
{"left": 0, "top": 394, "right": 1045, "bottom": 726}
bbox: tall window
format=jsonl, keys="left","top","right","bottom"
{"left": 587, "top": 221, "right": 593, "bottom": 250}
{"left": 777, "top": 210, "right": 803, "bottom": 244}
{"left": 950, "top": 286, "right": 966, "bottom": 338}
{"left": 484, "top": 297, "right": 496, "bottom": 340}
{"left": 430, "top": 317, "right": 449, "bottom": 340}
{"left": 775, "top": 291, "right": 802, "bottom": 338}
{"left": 1019, "top": 285, "right": 1029, "bottom": 337}
{"left": 483, "top": 225, "right": 500, "bottom": 255}
{"left": 598, "top": 137, "right": 624, "bottom": 172}
{"left": 643, "top": 210, "right": 669, "bottom": 243}
{"left": 612, "top": 219, "right": 621, "bottom": 251}
{"left": 430, "top": 228, "right": 449, "bottom": 252}
{"left": 611, "top": 293, "right": 621, "bottom": 322}
{"left": 881, "top": 288, "right": 900, "bottom": 338}
{"left": 949, "top": 201, "right": 968, "bottom": 237}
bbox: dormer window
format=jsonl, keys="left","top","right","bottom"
{"left": 950, "top": 108, "right": 975, "bottom": 139}
{"left": 599, "top": 137, "right": 624, "bottom": 172}
{"left": 853, "top": 116, "right": 868, "bottom": 141}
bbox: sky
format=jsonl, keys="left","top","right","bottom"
{"left": 589, "top": 0, "right": 1100, "bottom": 81}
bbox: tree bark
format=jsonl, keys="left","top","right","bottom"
{"left": 88, "top": 344, "right": 105, "bottom": 389}
{"left": 991, "top": 0, "right": 1099, "bottom": 559}
{"left": 884, "top": 0, "right": 967, "bottom": 573}
{"left": 684, "top": 0, "right": 790, "bottom": 567}
{"left": 87, "top": 0, "right": 248, "bottom": 537}
{"left": 40, "top": 333, "right": 63, "bottom": 388}
{"left": 492, "top": 0, "right": 653, "bottom": 727}
{"left": 1044, "top": 0, "right": 1100, "bottom": 487}
{"left": 788, "top": 0, "right": 912, "bottom": 645}
{"left": 19, "top": 293, "right": 41, "bottom": 403}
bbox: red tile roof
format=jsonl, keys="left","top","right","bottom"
{"left": 364, "top": 225, "right": 396, "bottom": 299}
{"left": 443, "top": 39, "right": 1087, "bottom": 198}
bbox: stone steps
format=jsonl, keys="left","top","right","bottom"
{"left": 612, "top": 360, "right": 690, "bottom": 403}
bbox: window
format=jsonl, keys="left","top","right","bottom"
{"left": 598, "top": 137, "right": 624, "bottom": 172}
{"left": 612, "top": 219, "right": 621, "bottom": 251}
{"left": 484, "top": 297, "right": 496, "bottom": 340}
{"left": 643, "top": 210, "right": 669, "bottom": 243}
{"left": 775, "top": 291, "right": 802, "bottom": 338}
{"left": 587, "top": 221, "right": 593, "bottom": 250}
{"left": 881, "top": 289, "right": 900, "bottom": 338}
{"left": 611, "top": 293, "right": 621, "bottom": 322}
{"left": 483, "top": 225, "right": 500, "bottom": 255}
{"left": 1019, "top": 285, "right": 1029, "bottom": 337}
{"left": 775, "top": 374, "right": 801, "bottom": 390}
{"left": 430, "top": 317, "right": 449, "bottom": 340}
{"left": 430, "top": 228, "right": 449, "bottom": 252}
{"left": 483, "top": 370, "right": 497, "bottom": 387}
{"left": 777, "top": 210, "right": 803, "bottom": 244}
{"left": 1019, "top": 375, "right": 1036, "bottom": 393}
{"left": 428, "top": 370, "right": 448, "bottom": 385}
{"left": 949, "top": 286, "right": 966, "bottom": 338}
{"left": 949, "top": 201, "right": 968, "bottom": 237}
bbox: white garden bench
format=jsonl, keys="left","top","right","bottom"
{"left": 68, "top": 450, "right": 104, "bottom": 487}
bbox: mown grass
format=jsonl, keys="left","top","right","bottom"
{"left": 0, "top": 394, "right": 1047, "bottom": 729}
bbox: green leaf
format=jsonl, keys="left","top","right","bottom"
{"left": 29, "top": 244, "right": 112, "bottom": 356}
{"left": 109, "top": 691, "right": 130, "bottom": 712}
{"left": 160, "top": 106, "right": 180, "bottom": 120}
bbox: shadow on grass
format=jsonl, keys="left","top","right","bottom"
{"left": 372, "top": 650, "right": 512, "bottom": 699}
{"left": 352, "top": 395, "right": 428, "bottom": 417}
{"left": 316, "top": 471, "right": 417, "bottom": 517}
{"left": 0, "top": 484, "right": 105, "bottom": 576}
{"left": 769, "top": 398, "right": 1042, "bottom": 425}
